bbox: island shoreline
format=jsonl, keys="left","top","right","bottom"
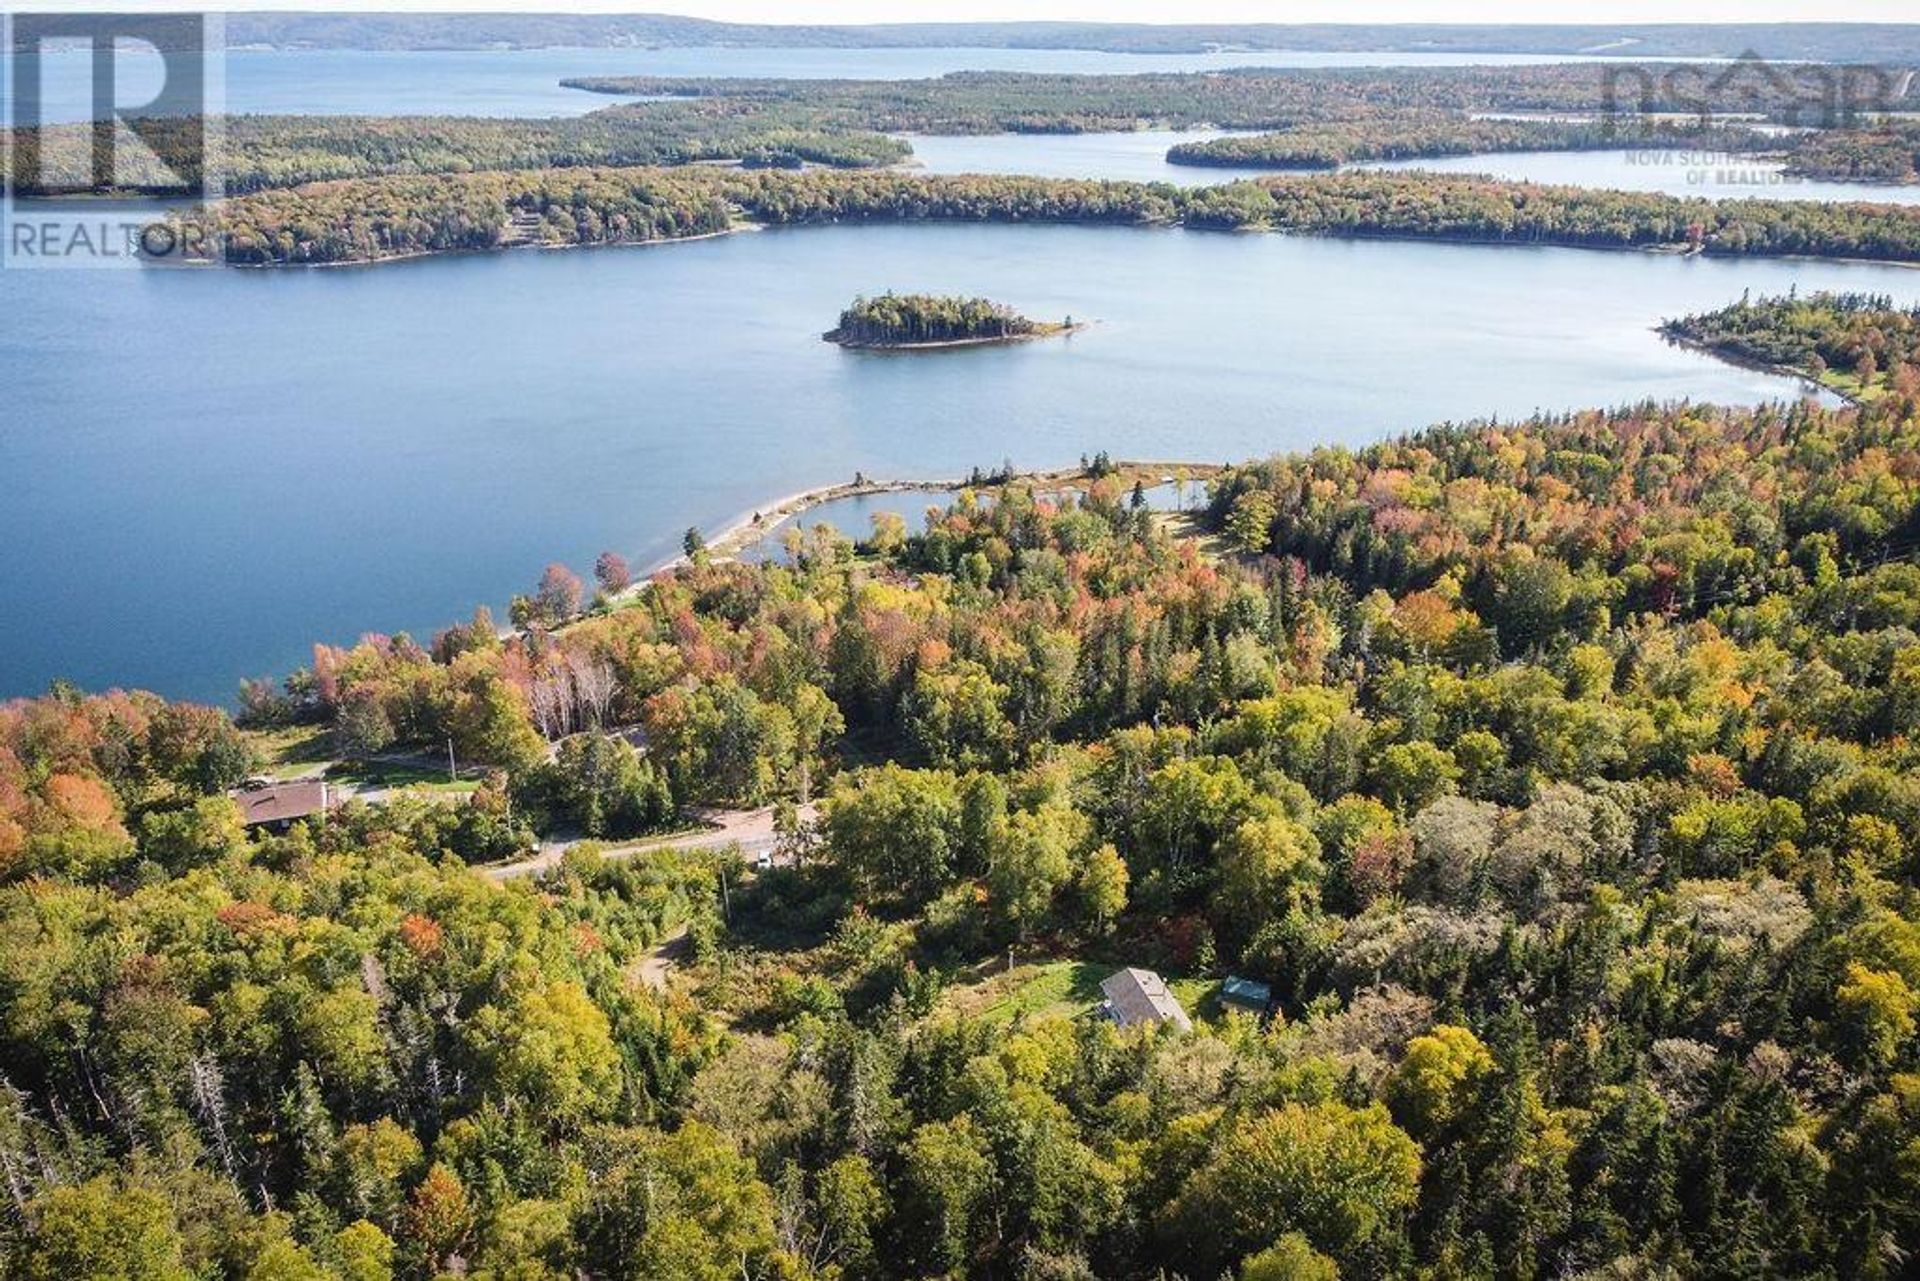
{"left": 823, "top": 320, "right": 1092, "bottom": 350}
{"left": 191, "top": 214, "right": 1920, "bottom": 273}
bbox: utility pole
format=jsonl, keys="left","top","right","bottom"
{"left": 447, "top": 736, "right": 457, "bottom": 783}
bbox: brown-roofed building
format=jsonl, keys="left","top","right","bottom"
{"left": 1099, "top": 967, "right": 1192, "bottom": 1032}
{"left": 231, "top": 779, "right": 337, "bottom": 831}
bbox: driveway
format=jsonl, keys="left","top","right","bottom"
{"left": 482, "top": 803, "right": 817, "bottom": 881}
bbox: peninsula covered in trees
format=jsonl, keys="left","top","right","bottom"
{"left": 566, "top": 63, "right": 1913, "bottom": 132}
{"left": 825, "top": 293, "right": 1078, "bottom": 348}
{"left": 1165, "top": 114, "right": 1760, "bottom": 170}
{"left": 8, "top": 390, "right": 1920, "bottom": 1276}
{"left": 177, "top": 166, "right": 1920, "bottom": 266}
{"left": 1784, "top": 121, "right": 1920, "bottom": 185}
{"left": 0, "top": 108, "right": 909, "bottom": 198}
{"left": 1662, "top": 291, "right": 1920, "bottom": 402}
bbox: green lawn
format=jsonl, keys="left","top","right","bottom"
{"left": 973, "top": 960, "right": 1109, "bottom": 1024}
{"left": 323, "top": 759, "right": 478, "bottom": 795}
{"left": 1168, "top": 975, "right": 1222, "bottom": 1021}
{"left": 240, "top": 724, "right": 336, "bottom": 779}
{"left": 949, "top": 957, "right": 1223, "bottom": 1028}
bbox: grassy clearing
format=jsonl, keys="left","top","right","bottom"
{"left": 1154, "top": 510, "right": 1230, "bottom": 562}
{"left": 240, "top": 724, "right": 335, "bottom": 779}
{"left": 1819, "top": 368, "right": 1893, "bottom": 404}
{"left": 1169, "top": 975, "right": 1221, "bottom": 1020}
{"left": 942, "top": 957, "right": 1224, "bottom": 1028}
{"left": 946, "top": 959, "right": 1109, "bottom": 1026}
{"left": 243, "top": 724, "right": 478, "bottom": 793}
{"left": 323, "top": 759, "right": 478, "bottom": 795}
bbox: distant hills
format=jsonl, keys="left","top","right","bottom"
{"left": 208, "top": 16, "right": 1920, "bottom": 63}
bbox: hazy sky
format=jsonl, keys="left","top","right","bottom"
{"left": 12, "top": 1, "right": 1920, "bottom": 20}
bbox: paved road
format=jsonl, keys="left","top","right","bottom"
{"left": 482, "top": 803, "right": 816, "bottom": 881}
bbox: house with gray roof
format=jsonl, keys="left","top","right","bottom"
{"left": 1099, "top": 967, "right": 1192, "bottom": 1032}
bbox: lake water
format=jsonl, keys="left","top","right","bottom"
{"left": 904, "top": 130, "right": 1272, "bottom": 186}
{"left": 905, "top": 131, "right": 1920, "bottom": 203}
{"left": 741, "top": 490, "right": 968, "bottom": 563}
{"left": 4, "top": 221, "right": 1909, "bottom": 702}
{"left": 740, "top": 481, "right": 1191, "bottom": 563}
{"left": 24, "top": 45, "right": 1630, "bottom": 122}
{"left": 1359, "top": 150, "right": 1920, "bottom": 205}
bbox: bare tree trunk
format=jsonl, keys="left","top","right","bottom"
{"left": 570, "top": 652, "right": 617, "bottom": 731}
{"left": 189, "top": 1054, "right": 241, "bottom": 1186}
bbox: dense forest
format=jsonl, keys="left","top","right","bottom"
{"left": 1663, "top": 291, "right": 1920, "bottom": 401}
{"left": 567, "top": 64, "right": 1917, "bottom": 131}
{"left": 1784, "top": 122, "right": 1920, "bottom": 185}
{"left": 3, "top": 110, "right": 908, "bottom": 198}
{"left": 1164, "top": 115, "right": 1761, "bottom": 170}
{"left": 825, "top": 294, "right": 1046, "bottom": 346}
{"left": 8, "top": 389, "right": 1920, "bottom": 1277}
{"left": 10, "top": 64, "right": 1913, "bottom": 201}
{"left": 177, "top": 165, "right": 1920, "bottom": 266}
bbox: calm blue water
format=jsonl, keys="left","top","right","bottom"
{"left": 21, "top": 45, "right": 1629, "bottom": 123}
{"left": 741, "top": 490, "right": 968, "bottom": 563}
{"left": 742, "top": 481, "right": 1191, "bottom": 563}
{"left": 1360, "top": 149, "right": 1920, "bottom": 204}
{"left": 905, "top": 131, "right": 1920, "bottom": 203}
{"left": 3, "top": 221, "right": 1911, "bottom": 702}
{"left": 904, "top": 130, "right": 1269, "bottom": 186}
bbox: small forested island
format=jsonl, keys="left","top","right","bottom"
{"left": 824, "top": 292, "right": 1081, "bottom": 348}
{"left": 1164, "top": 115, "right": 1761, "bottom": 170}
{"left": 1662, "top": 291, "right": 1920, "bottom": 402}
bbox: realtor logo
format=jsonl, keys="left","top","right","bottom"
{"left": 4, "top": 12, "right": 223, "bottom": 266}
{"left": 6, "top": 12, "right": 214, "bottom": 196}
{"left": 1599, "top": 51, "right": 1899, "bottom": 135}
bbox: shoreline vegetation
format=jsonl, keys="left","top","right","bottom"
{"left": 560, "top": 65, "right": 1919, "bottom": 125}
{"left": 20, "top": 30, "right": 1920, "bottom": 1281}
{"left": 14, "top": 396, "right": 1920, "bottom": 1277}
{"left": 1657, "top": 330, "right": 1852, "bottom": 404}
{"left": 823, "top": 292, "right": 1083, "bottom": 349}
{"left": 1162, "top": 115, "right": 1768, "bottom": 170}
{"left": 169, "top": 167, "right": 1920, "bottom": 268}
{"left": 1660, "top": 290, "right": 1920, "bottom": 404}
{"left": 13, "top": 64, "right": 1919, "bottom": 199}
{"left": 643, "top": 458, "right": 1226, "bottom": 581}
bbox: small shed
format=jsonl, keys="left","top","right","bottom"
{"left": 1099, "top": 967, "right": 1192, "bottom": 1032}
{"left": 1219, "top": 975, "right": 1274, "bottom": 1019}
{"left": 232, "top": 779, "right": 336, "bottom": 831}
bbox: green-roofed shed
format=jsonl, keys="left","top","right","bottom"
{"left": 1220, "top": 975, "right": 1274, "bottom": 1018}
